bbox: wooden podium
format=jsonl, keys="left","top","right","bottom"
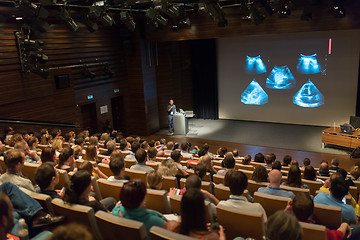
{"left": 322, "top": 127, "right": 360, "bottom": 149}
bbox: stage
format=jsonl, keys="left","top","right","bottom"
{"left": 156, "top": 118, "right": 350, "bottom": 155}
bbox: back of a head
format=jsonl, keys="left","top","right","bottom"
{"left": 217, "top": 147, "right": 227, "bottom": 157}
{"left": 181, "top": 142, "right": 189, "bottom": 151}
{"left": 135, "top": 148, "right": 147, "bottom": 163}
{"left": 59, "top": 147, "right": 74, "bottom": 167}
{"left": 292, "top": 192, "right": 314, "bottom": 221}
{"left": 180, "top": 188, "right": 206, "bottom": 235}
{"left": 283, "top": 155, "right": 292, "bottom": 166}
{"left": 119, "top": 140, "right": 127, "bottom": 151}
{"left": 78, "top": 161, "right": 93, "bottom": 175}
{"left": 171, "top": 149, "right": 182, "bottom": 162}
{"left": 330, "top": 177, "right": 349, "bottom": 200}
{"left": 268, "top": 170, "right": 282, "bottom": 185}
{"left": 331, "top": 159, "right": 339, "bottom": 167}
{"left": 120, "top": 180, "right": 147, "bottom": 209}
{"left": 74, "top": 137, "right": 84, "bottom": 146}
{"left": 147, "top": 171, "right": 162, "bottom": 189}
{"left": 232, "top": 149, "right": 239, "bottom": 157}
{"left": 131, "top": 141, "right": 141, "bottom": 154}
{"left": 166, "top": 141, "right": 174, "bottom": 151}
{"left": 4, "top": 149, "right": 23, "bottom": 170}
{"left": 243, "top": 155, "right": 251, "bottom": 165}
{"left": 290, "top": 160, "right": 299, "bottom": 168}
{"left": 252, "top": 166, "right": 268, "bottom": 182}
{"left": 286, "top": 165, "right": 302, "bottom": 188}
{"left": 109, "top": 157, "right": 125, "bottom": 176}
{"left": 303, "top": 158, "right": 311, "bottom": 167}
{"left": 64, "top": 170, "right": 91, "bottom": 203}
{"left": 35, "top": 162, "right": 56, "bottom": 190}
{"left": 14, "top": 141, "right": 26, "bottom": 152}
{"left": 319, "top": 161, "right": 329, "bottom": 175}
{"left": 110, "top": 150, "right": 124, "bottom": 161}
{"left": 89, "top": 136, "right": 98, "bottom": 146}
{"left": 147, "top": 147, "right": 157, "bottom": 159}
{"left": 50, "top": 223, "right": 93, "bottom": 240}
{"left": 197, "top": 148, "right": 207, "bottom": 157}
{"left": 303, "top": 166, "right": 316, "bottom": 181}
{"left": 350, "top": 166, "right": 360, "bottom": 180}
{"left": 228, "top": 171, "right": 248, "bottom": 195}
{"left": 265, "top": 211, "right": 302, "bottom": 240}
{"left": 336, "top": 168, "right": 347, "bottom": 180}
{"left": 106, "top": 140, "right": 116, "bottom": 151}
{"left": 254, "top": 153, "right": 265, "bottom": 163}
{"left": 222, "top": 153, "right": 235, "bottom": 169}
{"left": 272, "top": 160, "right": 282, "bottom": 171}
{"left": 185, "top": 175, "right": 201, "bottom": 189}
{"left": 194, "top": 163, "right": 207, "bottom": 180}
{"left": 156, "top": 150, "right": 165, "bottom": 157}
{"left": 158, "top": 158, "right": 178, "bottom": 177}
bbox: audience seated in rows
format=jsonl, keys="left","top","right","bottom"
{"left": 217, "top": 153, "right": 235, "bottom": 176}
{"left": 319, "top": 160, "right": 330, "bottom": 177}
{"left": 35, "top": 162, "right": 61, "bottom": 199}
{"left": 257, "top": 170, "right": 295, "bottom": 199}
{"left": 57, "top": 147, "right": 76, "bottom": 173}
{"left": 130, "top": 149, "right": 154, "bottom": 173}
{"left": 251, "top": 166, "right": 268, "bottom": 183}
{"left": 107, "top": 156, "right": 128, "bottom": 183}
{"left": 282, "top": 165, "right": 309, "bottom": 189}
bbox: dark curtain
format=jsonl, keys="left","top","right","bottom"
{"left": 191, "top": 39, "right": 219, "bottom": 119}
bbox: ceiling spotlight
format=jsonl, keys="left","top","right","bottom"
{"left": 82, "top": 14, "right": 99, "bottom": 32}
{"left": 199, "top": 0, "right": 227, "bottom": 27}
{"left": 60, "top": 8, "right": 78, "bottom": 32}
{"left": 28, "top": 51, "right": 48, "bottom": 64}
{"left": 100, "top": 13, "right": 114, "bottom": 26}
{"left": 277, "top": 0, "right": 291, "bottom": 18}
{"left": 120, "top": 11, "right": 136, "bottom": 31}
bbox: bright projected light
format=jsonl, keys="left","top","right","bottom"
{"left": 293, "top": 80, "right": 324, "bottom": 108}
{"left": 266, "top": 65, "right": 296, "bottom": 89}
{"left": 297, "top": 54, "right": 321, "bottom": 74}
{"left": 245, "top": 55, "right": 266, "bottom": 74}
{"left": 241, "top": 79, "right": 268, "bottom": 105}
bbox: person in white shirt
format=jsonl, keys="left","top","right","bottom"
{"left": 125, "top": 141, "right": 141, "bottom": 162}
{"left": 180, "top": 142, "right": 193, "bottom": 160}
{"left": 130, "top": 149, "right": 154, "bottom": 173}
{"left": 107, "top": 156, "right": 129, "bottom": 183}
{"left": 217, "top": 170, "right": 267, "bottom": 223}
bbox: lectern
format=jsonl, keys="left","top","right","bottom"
{"left": 173, "top": 111, "right": 194, "bottom": 135}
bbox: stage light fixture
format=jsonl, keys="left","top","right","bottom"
{"left": 28, "top": 51, "right": 48, "bottom": 64}
{"left": 198, "top": 0, "right": 227, "bottom": 27}
{"left": 100, "top": 13, "right": 114, "bottom": 26}
{"left": 120, "top": 11, "right": 136, "bottom": 31}
{"left": 154, "top": 0, "right": 179, "bottom": 18}
{"left": 82, "top": 13, "right": 99, "bottom": 32}
{"left": 60, "top": 8, "right": 79, "bottom": 32}
{"left": 250, "top": 6, "right": 265, "bottom": 25}
{"left": 146, "top": 8, "right": 168, "bottom": 28}
{"left": 88, "top": 6, "right": 102, "bottom": 18}
{"left": 240, "top": 0, "right": 251, "bottom": 21}
{"left": 33, "top": 18, "right": 51, "bottom": 32}
{"left": 277, "top": 0, "right": 291, "bottom": 18}
{"left": 23, "top": 38, "right": 44, "bottom": 51}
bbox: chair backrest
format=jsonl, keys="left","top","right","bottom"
{"left": 99, "top": 148, "right": 107, "bottom": 154}
{"left": 91, "top": 176, "right": 103, "bottom": 200}
{"left": 247, "top": 180, "right": 268, "bottom": 196}
{"left": 353, "top": 180, "right": 360, "bottom": 202}
{"left": 21, "top": 188, "right": 54, "bottom": 215}
{"left": 280, "top": 185, "right": 310, "bottom": 196}
{"left": 146, "top": 162, "right": 159, "bottom": 171}
{"left": 97, "top": 179, "right": 123, "bottom": 201}
{"left": 161, "top": 176, "right": 178, "bottom": 190}
{"left": 253, "top": 192, "right": 290, "bottom": 217}
{"left": 214, "top": 184, "right": 231, "bottom": 201}
{"left": 95, "top": 210, "right": 147, "bottom": 240}
{"left": 313, "top": 203, "right": 342, "bottom": 229}
{"left": 216, "top": 205, "right": 264, "bottom": 240}
{"left": 51, "top": 198, "right": 103, "bottom": 240}
{"left": 150, "top": 226, "right": 197, "bottom": 240}
{"left": 145, "top": 189, "right": 171, "bottom": 214}
{"left": 156, "top": 157, "right": 167, "bottom": 162}
{"left": 125, "top": 168, "right": 147, "bottom": 184}
{"left": 240, "top": 169, "right": 254, "bottom": 180}
{"left": 55, "top": 169, "right": 70, "bottom": 190}
{"left": 212, "top": 174, "right": 224, "bottom": 184}
{"left": 348, "top": 186, "right": 358, "bottom": 201}
{"left": 299, "top": 222, "right": 327, "bottom": 240}
{"left": 97, "top": 163, "right": 113, "bottom": 178}
{"left": 121, "top": 151, "right": 130, "bottom": 157}
{"left": 22, "top": 162, "right": 40, "bottom": 184}
{"left": 125, "top": 160, "right": 136, "bottom": 168}
{"left": 249, "top": 161, "right": 265, "bottom": 167}
{"left": 212, "top": 160, "right": 222, "bottom": 166}
{"left": 179, "top": 178, "right": 211, "bottom": 192}
{"left": 185, "top": 169, "right": 210, "bottom": 182}
{"left": 235, "top": 163, "right": 254, "bottom": 171}
{"left": 301, "top": 179, "right": 322, "bottom": 196}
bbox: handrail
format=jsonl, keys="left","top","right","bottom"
{"left": 0, "top": 118, "right": 80, "bottom": 128}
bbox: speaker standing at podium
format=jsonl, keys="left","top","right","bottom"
{"left": 167, "top": 99, "right": 176, "bottom": 134}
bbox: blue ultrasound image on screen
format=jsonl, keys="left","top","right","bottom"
{"left": 266, "top": 65, "right": 296, "bottom": 89}
{"left": 245, "top": 55, "right": 266, "bottom": 75}
{"left": 293, "top": 80, "right": 324, "bottom": 108}
{"left": 241, "top": 79, "right": 268, "bottom": 105}
{"left": 297, "top": 54, "right": 321, "bottom": 74}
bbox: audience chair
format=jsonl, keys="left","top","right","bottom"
{"left": 299, "top": 222, "right": 327, "bottom": 240}
{"left": 37, "top": 144, "right": 48, "bottom": 151}
{"left": 146, "top": 162, "right": 159, "bottom": 171}
{"left": 95, "top": 211, "right": 147, "bottom": 240}
{"left": 21, "top": 188, "right": 55, "bottom": 215}
{"left": 51, "top": 198, "right": 102, "bottom": 240}
{"left": 240, "top": 169, "right": 254, "bottom": 179}
{"left": 317, "top": 176, "right": 329, "bottom": 182}
{"left": 353, "top": 180, "right": 360, "bottom": 201}
{"left": 179, "top": 178, "right": 211, "bottom": 192}
{"left": 313, "top": 203, "right": 341, "bottom": 230}
{"left": 55, "top": 169, "right": 70, "bottom": 190}
{"left": 214, "top": 184, "right": 231, "bottom": 201}
{"left": 156, "top": 157, "right": 167, "bottom": 162}
{"left": 301, "top": 179, "right": 323, "bottom": 196}
{"left": 253, "top": 192, "right": 291, "bottom": 217}
{"left": 97, "top": 163, "right": 112, "bottom": 178}
{"left": 98, "top": 148, "right": 107, "bottom": 154}
{"left": 124, "top": 160, "right": 136, "bottom": 168}
{"left": 235, "top": 163, "right": 254, "bottom": 171}
{"left": 212, "top": 174, "right": 224, "bottom": 184}
{"left": 212, "top": 160, "right": 222, "bottom": 167}
{"left": 161, "top": 176, "right": 178, "bottom": 191}
{"left": 150, "top": 226, "right": 197, "bottom": 240}
{"left": 247, "top": 180, "right": 268, "bottom": 197}
{"left": 180, "top": 161, "right": 188, "bottom": 167}
{"left": 22, "top": 162, "right": 40, "bottom": 185}
{"left": 249, "top": 161, "right": 265, "bottom": 168}
{"left": 216, "top": 205, "right": 264, "bottom": 240}
{"left": 145, "top": 188, "right": 171, "bottom": 214}
{"left": 280, "top": 185, "right": 310, "bottom": 196}
{"left": 169, "top": 194, "right": 211, "bottom": 222}
{"left": 91, "top": 176, "right": 103, "bottom": 200}
{"left": 349, "top": 186, "right": 358, "bottom": 201}
{"left": 121, "top": 151, "right": 130, "bottom": 157}
{"left": 185, "top": 169, "right": 211, "bottom": 182}
{"left": 97, "top": 154, "right": 109, "bottom": 162}
{"left": 0, "top": 157, "right": 6, "bottom": 173}
{"left": 125, "top": 168, "right": 147, "bottom": 184}
{"left": 97, "top": 178, "right": 123, "bottom": 201}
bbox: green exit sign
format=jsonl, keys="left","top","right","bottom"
{"left": 114, "top": 89, "right": 119, "bottom": 93}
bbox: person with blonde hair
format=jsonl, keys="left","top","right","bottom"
{"left": 72, "top": 145, "right": 82, "bottom": 160}
{"left": 52, "top": 137, "right": 63, "bottom": 153}
{"left": 158, "top": 158, "right": 178, "bottom": 177}
{"left": 89, "top": 136, "right": 98, "bottom": 146}
{"left": 40, "top": 134, "right": 52, "bottom": 145}
{"left": 147, "top": 171, "right": 163, "bottom": 190}
{"left": 84, "top": 145, "right": 99, "bottom": 163}
{"left": 100, "top": 133, "right": 109, "bottom": 141}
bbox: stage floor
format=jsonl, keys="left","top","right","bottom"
{"left": 156, "top": 118, "right": 349, "bottom": 155}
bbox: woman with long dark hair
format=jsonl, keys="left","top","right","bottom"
{"left": 57, "top": 147, "right": 76, "bottom": 172}
{"left": 63, "top": 170, "right": 115, "bottom": 212}
{"left": 251, "top": 166, "right": 268, "bottom": 183}
{"left": 283, "top": 165, "right": 308, "bottom": 189}
{"left": 179, "top": 188, "right": 225, "bottom": 239}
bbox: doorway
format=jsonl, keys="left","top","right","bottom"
{"left": 111, "top": 96, "right": 126, "bottom": 134}
{"left": 80, "top": 103, "right": 98, "bottom": 134}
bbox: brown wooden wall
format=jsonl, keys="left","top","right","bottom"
{"left": 155, "top": 41, "right": 194, "bottom": 129}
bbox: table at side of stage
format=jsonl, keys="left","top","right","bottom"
{"left": 322, "top": 127, "right": 360, "bottom": 149}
